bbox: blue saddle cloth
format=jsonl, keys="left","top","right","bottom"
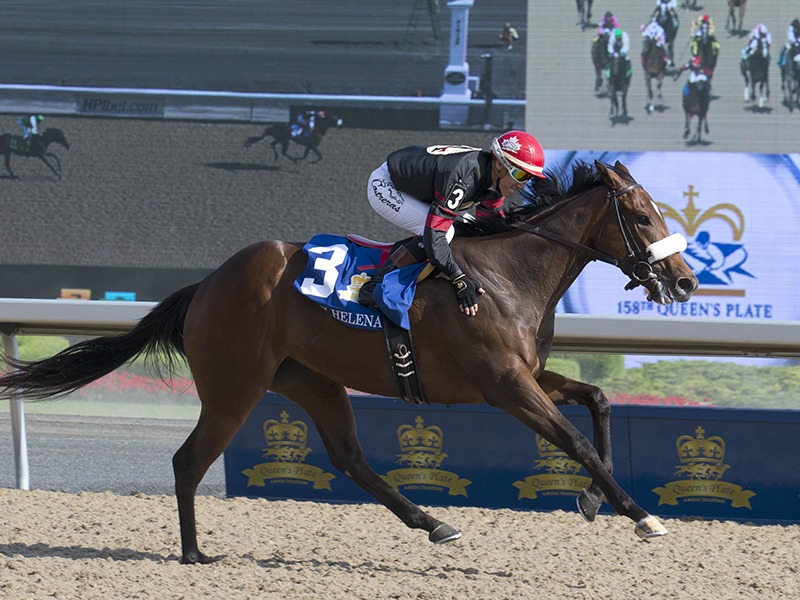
{"left": 293, "top": 234, "right": 428, "bottom": 330}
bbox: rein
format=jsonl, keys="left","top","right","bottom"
{"left": 511, "top": 182, "right": 661, "bottom": 289}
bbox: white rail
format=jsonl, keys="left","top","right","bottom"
{"left": 1, "top": 298, "right": 799, "bottom": 489}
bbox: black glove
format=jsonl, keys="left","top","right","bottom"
{"left": 452, "top": 274, "right": 481, "bottom": 310}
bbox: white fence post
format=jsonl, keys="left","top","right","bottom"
{"left": 1, "top": 331, "right": 29, "bottom": 490}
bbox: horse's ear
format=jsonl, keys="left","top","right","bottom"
{"left": 614, "top": 161, "right": 631, "bottom": 176}
{"left": 594, "top": 160, "right": 615, "bottom": 187}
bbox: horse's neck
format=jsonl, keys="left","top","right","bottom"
{"left": 474, "top": 188, "right": 608, "bottom": 311}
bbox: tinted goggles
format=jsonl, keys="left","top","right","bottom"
{"left": 507, "top": 166, "right": 534, "bottom": 182}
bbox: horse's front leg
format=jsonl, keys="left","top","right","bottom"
{"left": 485, "top": 364, "right": 666, "bottom": 539}
{"left": 536, "top": 369, "right": 611, "bottom": 522}
{"left": 38, "top": 155, "right": 62, "bottom": 179}
{"left": 272, "top": 359, "right": 461, "bottom": 544}
{"left": 308, "top": 147, "right": 323, "bottom": 163}
{"left": 46, "top": 152, "right": 62, "bottom": 172}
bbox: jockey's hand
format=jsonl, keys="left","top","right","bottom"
{"left": 452, "top": 275, "right": 485, "bottom": 317}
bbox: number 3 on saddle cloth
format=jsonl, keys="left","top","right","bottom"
{"left": 294, "top": 234, "right": 432, "bottom": 404}
{"left": 294, "top": 233, "right": 430, "bottom": 330}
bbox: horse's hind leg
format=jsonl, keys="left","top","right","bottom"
{"left": 2, "top": 152, "right": 17, "bottom": 178}
{"left": 536, "top": 370, "right": 612, "bottom": 522}
{"left": 271, "top": 358, "right": 461, "bottom": 544}
{"left": 172, "top": 377, "right": 270, "bottom": 564}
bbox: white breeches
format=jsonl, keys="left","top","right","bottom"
{"left": 367, "top": 162, "right": 455, "bottom": 242}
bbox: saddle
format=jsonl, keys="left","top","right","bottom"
{"left": 9, "top": 136, "right": 31, "bottom": 152}
{"left": 346, "top": 234, "right": 434, "bottom": 405}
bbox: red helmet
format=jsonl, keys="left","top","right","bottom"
{"left": 490, "top": 131, "right": 546, "bottom": 179}
{"left": 691, "top": 56, "right": 702, "bottom": 68}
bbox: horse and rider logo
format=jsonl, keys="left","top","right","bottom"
{"left": 380, "top": 416, "right": 471, "bottom": 496}
{"left": 652, "top": 426, "right": 756, "bottom": 508}
{"left": 512, "top": 434, "right": 593, "bottom": 500}
{"left": 242, "top": 410, "right": 336, "bottom": 490}
{"left": 659, "top": 185, "right": 753, "bottom": 288}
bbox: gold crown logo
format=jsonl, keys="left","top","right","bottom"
{"left": 658, "top": 185, "right": 745, "bottom": 240}
{"left": 534, "top": 434, "right": 582, "bottom": 475}
{"left": 675, "top": 426, "right": 730, "bottom": 480}
{"left": 262, "top": 410, "right": 311, "bottom": 463}
{"left": 396, "top": 416, "right": 447, "bottom": 469}
{"left": 339, "top": 272, "right": 372, "bottom": 302}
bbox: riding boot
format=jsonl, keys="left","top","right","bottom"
{"left": 358, "top": 237, "right": 425, "bottom": 308}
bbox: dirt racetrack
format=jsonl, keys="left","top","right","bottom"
{"left": 0, "top": 488, "right": 798, "bottom": 599}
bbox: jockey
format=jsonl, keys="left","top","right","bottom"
{"left": 690, "top": 14, "right": 716, "bottom": 38}
{"left": 17, "top": 114, "right": 43, "bottom": 140}
{"left": 779, "top": 19, "right": 800, "bottom": 68}
{"left": 358, "top": 131, "right": 546, "bottom": 317}
{"left": 597, "top": 12, "right": 619, "bottom": 37}
{"left": 743, "top": 23, "right": 772, "bottom": 58}
{"left": 608, "top": 28, "right": 631, "bottom": 59}
{"left": 676, "top": 55, "right": 711, "bottom": 85}
{"left": 653, "top": 0, "right": 679, "bottom": 28}
{"left": 292, "top": 109, "right": 322, "bottom": 138}
{"left": 641, "top": 20, "right": 667, "bottom": 48}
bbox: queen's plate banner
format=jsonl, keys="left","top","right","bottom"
{"left": 540, "top": 150, "right": 800, "bottom": 322}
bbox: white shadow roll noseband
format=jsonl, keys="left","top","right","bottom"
{"left": 646, "top": 233, "right": 688, "bottom": 264}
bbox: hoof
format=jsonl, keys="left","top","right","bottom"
{"left": 634, "top": 515, "right": 668, "bottom": 540}
{"left": 576, "top": 489, "right": 603, "bottom": 523}
{"left": 429, "top": 523, "right": 462, "bottom": 544}
{"left": 179, "top": 552, "right": 225, "bottom": 565}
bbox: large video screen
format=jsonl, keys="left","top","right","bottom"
{"left": 527, "top": 1, "right": 796, "bottom": 153}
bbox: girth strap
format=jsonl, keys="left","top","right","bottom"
{"left": 382, "top": 317, "right": 428, "bottom": 405}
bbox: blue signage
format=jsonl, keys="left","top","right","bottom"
{"left": 224, "top": 393, "right": 800, "bottom": 524}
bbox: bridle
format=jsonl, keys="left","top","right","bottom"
{"left": 511, "top": 181, "right": 685, "bottom": 291}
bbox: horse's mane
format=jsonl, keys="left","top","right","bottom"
{"left": 455, "top": 160, "right": 610, "bottom": 238}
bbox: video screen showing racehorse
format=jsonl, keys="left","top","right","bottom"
{"left": 527, "top": 1, "right": 796, "bottom": 152}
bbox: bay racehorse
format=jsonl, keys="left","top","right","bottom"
{"left": 741, "top": 38, "right": 770, "bottom": 108}
{"left": 0, "top": 127, "right": 69, "bottom": 179}
{"left": 642, "top": 37, "right": 667, "bottom": 113}
{"left": 591, "top": 32, "right": 611, "bottom": 93}
{"left": 576, "top": 0, "right": 592, "bottom": 30}
{"left": 608, "top": 53, "right": 632, "bottom": 119}
{"left": 0, "top": 161, "right": 697, "bottom": 565}
{"left": 726, "top": 0, "right": 746, "bottom": 33}
{"left": 682, "top": 79, "right": 711, "bottom": 142}
{"left": 245, "top": 112, "right": 343, "bottom": 163}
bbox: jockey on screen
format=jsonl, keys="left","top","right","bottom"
{"left": 608, "top": 28, "right": 631, "bottom": 59}
{"left": 778, "top": 19, "right": 800, "bottom": 70}
{"left": 358, "top": 131, "right": 546, "bottom": 317}
{"left": 292, "top": 109, "right": 324, "bottom": 138}
{"left": 597, "top": 12, "right": 619, "bottom": 37}
{"left": 17, "top": 114, "right": 43, "bottom": 140}
{"left": 641, "top": 20, "right": 668, "bottom": 65}
{"left": 653, "top": 0, "right": 679, "bottom": 27}
{"left": 676, "top": 55, "right": 711, "bottom": 94}
{"left": 743, "top": 23, "right": 772, "bottom": 59}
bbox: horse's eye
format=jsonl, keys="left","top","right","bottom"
{"left": 637, "top": 215, "right": 651, "bottom": 226}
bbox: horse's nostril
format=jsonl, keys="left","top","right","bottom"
{"left": 678, "top": 277, "right": 696, "bottom": 292}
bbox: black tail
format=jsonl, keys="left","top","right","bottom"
{"left": 0, "top": 283, "right": 200, "bottom": 400}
